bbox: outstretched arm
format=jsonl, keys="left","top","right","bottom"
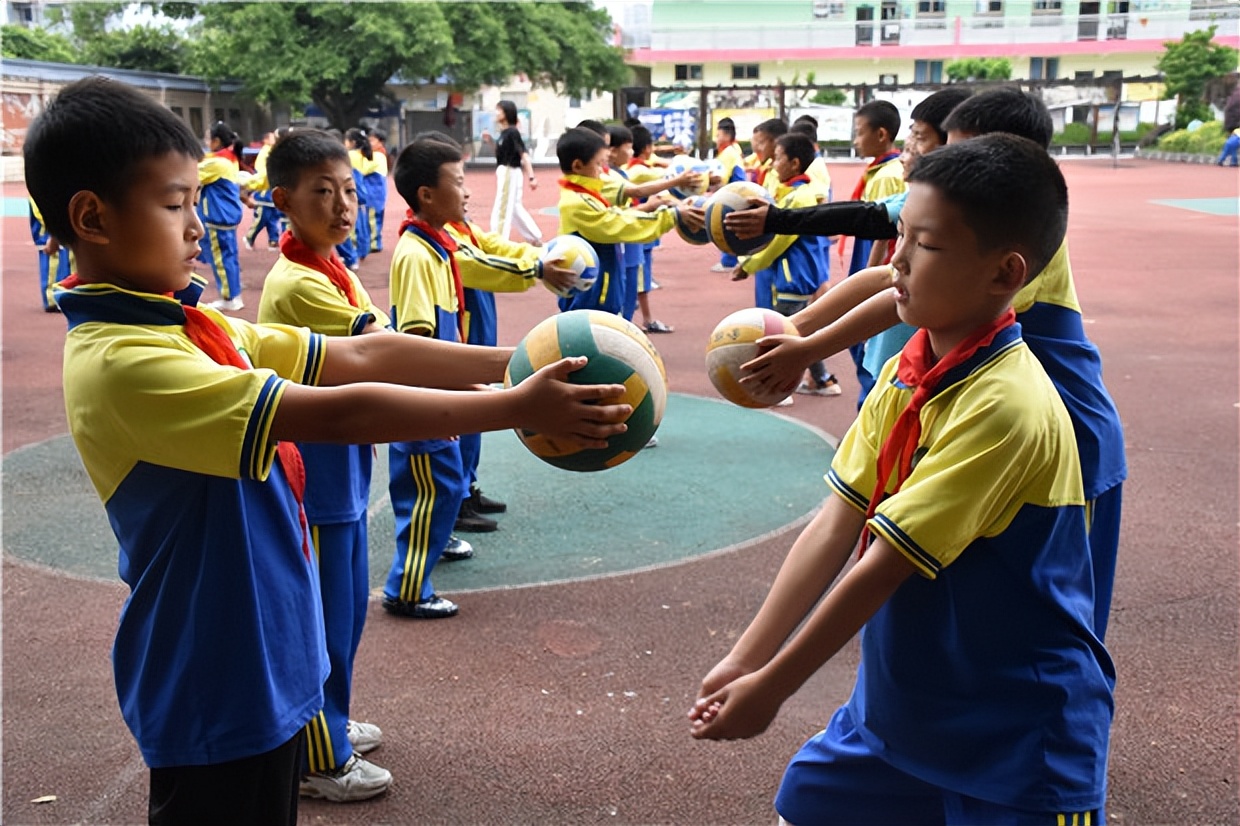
{"left": 317, "top": 333, "right": 513, "bottom": 390}
{"left": 725, "top": 199, "right": 898, "bottom": 241}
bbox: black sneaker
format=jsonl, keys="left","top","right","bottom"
{"left": 455, "top": 500, "right": 498, "bottom": 533}
{"left": 382, "top": 594, "right": 459, "bottom": 619}
{"left": 471, "top": 487, "right": 507, "bottom": 514}
{"left": 442, "top": 535, "right": 474, "bottom": 562}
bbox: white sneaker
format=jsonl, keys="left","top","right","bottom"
{"left": 242, "top": 237, "right": 254, "bottom": 251}
{"left": 709, "top": 263, "right": 729, "bottom": 273}
{"left": 207, "top": 297, "right": 244, "bottom": 312}
{"left": 796, "top": 380, "right": 842, "bottom": 397}
{"left": 775, "top": 396, "right": 795, "bottom": 407}
{"left": 346, "top": 720, "right": 382, "bottom": 754}
{"left": 300, "top": 754, "right": 391, "bottom": 802}
{"left": 645, "top": 435, "right": 659, "bottom": 448}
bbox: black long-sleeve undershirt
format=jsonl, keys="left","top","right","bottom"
{"left": 763, "top": 200, "right": 898, "bottom": 240}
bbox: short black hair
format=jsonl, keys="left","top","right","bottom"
{"left": 942, "top": 87, "right": 1054, "bottom": 149}
{"left": 267, "top": 129, "right": 350, "bottom": 190}
{"left": 907, "top": 133, "right": 1067, "bottom": 281}
{"left": 394, "top": 137, "right": 463, "bottom": 214}
{"left": 631, "top": 125, "right": 653, "bottom": 157}
{"left": 622, "top": 117, "right": 642, "bottom": 129}
{"left": 793, "top": 113, "right": 819, "bottom": 131}
{"left": 369, "top": 128, "right": 387, "bottom": 144}
{"left": 23, "top": 76, "right": 202, "bottom": 246}
{"left": 556, "top": 127, "right": 606, "bottom": 174}
{"left": 775, "top": 133, "right": 816, "bottom": 176}
{"left": 753, "top": 118, "right": 788, "bottom": 138}
{"left": 607, "top": 124, "right": 633, "bottom": 149}
{"left": 716, "top": 117, "right": 736, "bottom": 139}
{"left": 412, "top": 130, "right": 462, "bottom": 149}
{"left": 856, "top": 100, "right": 901, "bottom": 140}
{"left": 789, "top": 120, "right": 818, "bottom": 139}
{"left": 910, "top": 88, "right": 975, "bottom": 145}
{"left": 576, "top": 119, "right": 607, "bottom": 138}
{"left": 497, "top": 100, "right": 519, "bottom": 128}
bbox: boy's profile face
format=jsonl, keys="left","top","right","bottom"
{"left": 609, "top": 140, "right": 634, "bottom": 168}
{"left": 273, "top": 157, "right": 357, "bottom": 257}
{"left": 890, "top": 181, "right": 1017, "bottom": 354}
{"left": 571, "top": 146, "right": 611, "bottom": 179}
{"left": 900, "top": 119, "right": 943, "bottom": 177}
{"left": 853, "top": 116, "right": 889, "bottom": 158}
{"left": 751, "top": 131, "right": 774, "bottom": 162}
{"left": 772, "top": 144, "right": 800, "bottom": 183}
{"left": 419, "top": 160, "right": 468, "bottom": 225}
{"left": 74, "top": 151, "right": 204, "bottom": 295}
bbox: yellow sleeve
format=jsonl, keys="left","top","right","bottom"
{"left": 198, "top": 156, "right": 238, "bottom": 186}
{"left": 454, "top": 228, "right": 542, "bottom": 293}
{"left": 601, "top": 172, "right": 629, "bottom": 207}
{"left": 257, "top": 258, "right": 389, "bottom": 336}
{"left": 370, "top": 151, "right": 388, "bottom": 178}
{"left": 863, "top": 163, "right": 905, "bottom": 202}
{"left": 244, "top": 146, "right": 271, "bottom": 191}
{"left": 559, "top": 193, "right": 677, "bottom": 245}
{"left": 389, "top": 240, "right": 442, "bottom": 334}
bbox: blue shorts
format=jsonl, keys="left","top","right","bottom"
{"left": 776, "top": 706, "right": 1104, "bottom": 826}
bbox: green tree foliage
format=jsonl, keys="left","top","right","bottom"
{"left": 944, "top": 57, "right": 1012, "bottom": 82}
{"left": 811, "top": 88, "right": 848, "bottom": 105}
{"left": 183, "top": 1, "right": 628, "bottom": 128}
{"left": 1157, "top": 26, "right": 1239, "bottom": 129}
{"left": 0, "top": 23, "right": 78, "bottom": 63}
{"left": 82, "top": 25, "right": 187, "bottom": 74}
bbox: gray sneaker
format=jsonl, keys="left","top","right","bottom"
{"left": 300, "top": 754, "right": 392, "bottom": 802}
{"left": 346, "top": 720, "right": 382, "bottom": 754}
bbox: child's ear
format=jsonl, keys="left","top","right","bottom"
{"left": 271, "top": 186, "right": 290, "bottom": 213}
{"left": 67, "top": 191, "right": 109, "bottom": 246}
{"left": 993, "top": 251, "right": 1029, "bottom": 294}
{"left": 570, "top": 158, "right": 587, "bottom": 175}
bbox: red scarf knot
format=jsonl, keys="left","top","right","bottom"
{"left": 558, "top": 178, "right": 611, "bottom": 208}
{"left": 399, "top": 211, "right": 465, "bottom": 340}
{"left": 278, "top": 230, "right": 358, "bottom": 308}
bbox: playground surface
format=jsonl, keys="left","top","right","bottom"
{"left": 2, "top": 157, "right": 1237, "bottom": 825}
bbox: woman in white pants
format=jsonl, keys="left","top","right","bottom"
{"left": 490, "top": 100, "right": 543, "bottom": 245}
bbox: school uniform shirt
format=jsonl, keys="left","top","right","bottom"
{"left": 447, "top": 220, "right": 544, "bottom": 347}
{"left": 715, "top": 141, "right": 746, "bottom": 185}
{"left": 823, "top": 323, "right": 1114, "bottom": 812}
{"left": 361, "top": 150, "right": 389, "bottom": 213}
{"left": 347, "top": 149, "right": 371, "bottom": 209}
{"left": 555, "top": 173, "right": 676, "bottom": 314}
{"left": 57, "top": 281, "right": 329, "bottom": 769}
{"left": 739, "top": 177, "right": 828, "bottom": 306}
{"left": 197, "top": 150, "right": 243, "bottom": 228}
{"left": 258, "top": 255, "right": 390, "bottom": 524}
{"left": 244, "top": 144, "right": 275, "bottom": 206}
{"left": 805, "top": 155, "right": 832, "bottom": 202}
{"left": 389, "top": 226, "right": 461, "bottom": 450}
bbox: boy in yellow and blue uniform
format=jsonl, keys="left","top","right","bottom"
{"left": 692, "top": 134, "right": 1114, "bottom": 826}
{"left": 382, "top": 137, "right": 474, "bottom": 620}
{"left": 730, "top": 132, "right": 836, "bottom": 395}
{"left": 28, "top": 77, "right": 631, "bottom": 823}
{"left": 29, "top": 196, "right": 73, "bottom": 311}
{"left": 243, "top": 131, "right": 282, "bottom": 251}
{"left": 361, "top": 130, "right": 389, "bottom": 253}
{"left": 344, "top": 128, "right": 373, "bottom": 264}
{"left": 555, "top": 127, "right": 682, "bottom": 317}
{"left": 711, "top": 117, "right": 747, "bottom": 272}
{"left": 743, "top": 88, "right": 1126, "bottom": 643}
{"left": 197, "top": 121, "right": 246, "bottom": 310}
{"left": 257, "top": 129, "right": 394, "bottom": 802}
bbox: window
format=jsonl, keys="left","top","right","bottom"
{"left": 213, "top": 108, "right": 225, "bottom": 125}
{"left": 914, "top": 60, "right": 943, "bottom": 83}
{"left": 189, "top": 107, "right": 204, "bottom": 139}
{"left": 674, "top": 64, "right": 703, "bottom": 82}
{"left": 1033, "top": 0, "right": 1062, "bottom": 10}
{"left": 813, "top": 1, "right": 846, "bottom": 18}
{"left": 917, "top": 0, "right": 945, "bottom": 12}
{"left": 1029, "top": 57, "right": 1060, "bottom": 80}
{"left": 975, "top": 0, "right": 1003, "bottom": 11}
{"left": 1074, "top": 70, "right": 1096, "bottom": 80}
{"left": 228, "top": 108, "right": 242, "bottom": 126}
{"left": 171, "top": 106, "right": 184, "bottom": 119}
{"left": 1190, "top": 0, "right": 1240, "bottom": 20}
{"left": 731, "top": 64, "right": 760, "bottom": 80}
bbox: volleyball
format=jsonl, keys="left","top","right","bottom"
{"left": 674, "top": 195, "right": 710, "bottom": 245}
{"left": 666, "top": 155, "right": 711, "bottom": 199}
{"left": 539, "top": 235, "right": 600, "bottom": 298}
{"left": 704, "top": 181, "right": 775, "bottom": 256}
{"left": 505, "top": 310, "right": 668, "bottom": 472}
{"left": 705, "top": 308, "right": 798, "bottom": 409}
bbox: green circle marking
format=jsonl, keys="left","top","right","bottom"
{"left": 4, "top": 394, "right": 836, "bottom": 590}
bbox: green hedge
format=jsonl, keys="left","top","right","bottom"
{"left": 1157, "top": 121, "right": 1227, "bottom": 155}
{"left": 1051, "top": 121, "right": 1158, "bottom": 146}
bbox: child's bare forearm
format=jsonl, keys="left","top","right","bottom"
{"left": 318, "top": 334, "right": 513, "bottom": 390}
{"left": 727, "top": 496, "right": 865, "bottom": 670}
{"left": 790, "top": 265, "right": 894, "bottom": 335}
{"left": 798, "top": 290, "right": 903, "bottom": 362}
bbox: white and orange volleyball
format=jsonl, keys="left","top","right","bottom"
{"left": 705, "top": 308, "right": 799, "bottom": 409}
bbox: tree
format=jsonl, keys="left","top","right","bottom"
{"left": 82, "top": 25, "right": 188, "bottom": 74}
{"left": 0, "top": 24, "right": 78, "bottom": 63}
{"left": 1157, "top": 26, "right": 1239, "bottom": 129}
{"left": 945, "top": 57, "right": 1012, "bottom": 82}
{"left": 181, "top": 1, "right": 628, "bottom": 129}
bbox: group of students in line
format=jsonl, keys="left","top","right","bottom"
{"left": 26, "top": 74, "right": 1124, "bottom": 826}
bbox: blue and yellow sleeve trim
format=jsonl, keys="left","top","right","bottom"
{"left": 241, "top": 374, "right": 286, "bottom": 481}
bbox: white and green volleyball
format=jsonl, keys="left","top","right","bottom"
{"left": 505, "top": 310, "right": 668, "bottom": 472}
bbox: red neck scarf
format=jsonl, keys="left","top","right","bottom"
{"left": 448, "top": 220, "right": 480, "bottom": 248}
{"left": 278, "top": 230, "right": 357, "bottom": 308}
{"left": 558, "top": 178, "right": 611, "bottom": 208}
{"left": 181, "top": 304, "right": 311, "bottom": 561}
{"left": 859, "top": 308, "right": 1017, "bottom": 556}
{"left": 779, "top": 173, "right": 811, "bottom": 190}
{"left": 716, "top": 138, "right": 735, "bottom": 153}
{"left": 753, "top": 160, "right": 771, "bottom": 187}
{"left": 625, "top": 158, "right": 646, "bottom": 169}
{"left": 213, "top": 147, "right": 239, "bottom": 165}
{"left": 399, "top": 210, "right": 465, "bottom": 340}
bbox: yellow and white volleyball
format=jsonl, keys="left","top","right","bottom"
{"left": 539, "top": 235, "right": 600, "bottom": 299}
{"left": 705, "top": 308, "right": 799, "bottom": 409}
{"left": 666, "top": 155, "right": 711, "bottom": 199}
{"left": 674, "top": 195, "right": 710, "bottom": 246}
{"left": 236, "top": 170, "right": 254, "bottom": 186}
{"left": 505, "top": 310, "right": 668, "bottom": 472}
{"left": 704, "top": 181, "right": 775, "bottom": 256}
